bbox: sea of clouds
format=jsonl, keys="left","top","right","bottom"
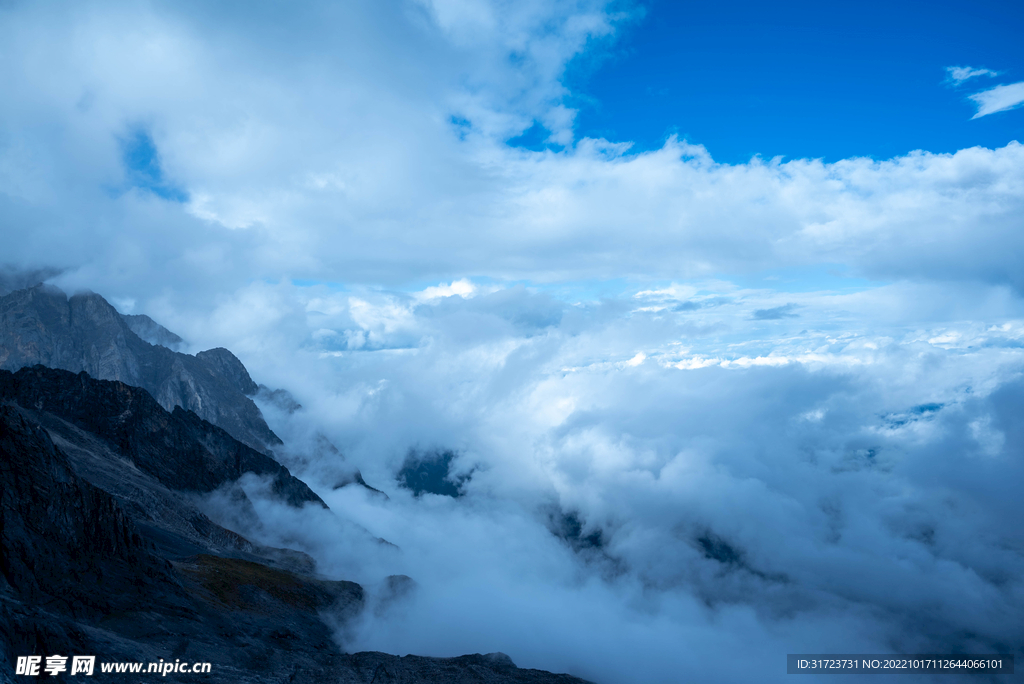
{"left": 182, "top": 276, "right": 1023, "bottom": 684}
{"left": 2, "top": 1, "right": 1023, "bottom": 682}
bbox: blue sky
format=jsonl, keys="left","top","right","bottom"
{"left": 562, "top": 0, "right": 1024, "bottom": 162}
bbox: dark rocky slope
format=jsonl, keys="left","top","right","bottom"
{"left": 0, "top": 404, "right": 168, "bottom": 619}
{"left": 0, "top": 366, "right": 323, "bottom": 508}
{"left": 0, "top": 366, "right": 592, "bottom": 683}
{"left": 0, "top": 285, "right": 278, "bottom": 452}
{"left": 0, "top": 401, "right": 361, "bottom": 683}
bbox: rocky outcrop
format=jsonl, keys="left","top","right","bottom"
{"left": 0, "top": 404, "right": 171, "bottom": 618}
{"left": 196, "top": 347, "right": 259, "bottom": 396}
{"left": 0, "top": 368, "right": 351, "bottom": 682}
{"left": 0, "top": 366, "right": 323, "bottom": 507}
{"left": 0, "top": 285, "right": 278, "bottom": 451}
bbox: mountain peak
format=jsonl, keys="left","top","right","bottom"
{"left": 196, "top": 347, "right": 259, "bottom": 396}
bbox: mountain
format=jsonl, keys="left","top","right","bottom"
{"left": 0, "top": 284, "right": 377, "bottom": 496}
{"left": 0, "top": 365, "right": 592, "bottom": 683}
{"left": 0, "top": 285, "right": 278, "bottom": 452}
{"left": 0, "top": 380, "right": 361, "bottom": 683}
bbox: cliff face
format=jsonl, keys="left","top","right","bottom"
{"left": 0, "top": 404, "right": 167, "bottom": 618}
{"left": 0, "top": 285, "right": 278, "bottom": 452}
{"left": 0, "top": 366, "right": 322, "bottom": 507}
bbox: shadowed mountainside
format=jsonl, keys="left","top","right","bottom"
{"left": 0, "top": 383, "right": 357, "bottom": 683}
{"left": 0, "top": 366, "right": 323, "bottom": 508}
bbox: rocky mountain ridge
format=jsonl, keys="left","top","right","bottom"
{"left": 0, "top": 366, "right": 324, "bottom": 508}
{"left": 0, "top": 285, "right": 278, "bottom": 452}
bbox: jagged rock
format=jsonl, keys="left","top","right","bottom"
{"left": 257, "top": 384, "right": 303, "bottom": 414}
{"left": 196, "top": 347, "right": 259, "bottom": 396}
{"left": 0, "top": 404, "right": 173, "bottom": 618}
{"left": 0, "top": 285, "right": 279, "bottom": 452}
{"left": 0, "top": 366, "right": 323, "bottom": 508}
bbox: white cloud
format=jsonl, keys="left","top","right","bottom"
{"left": 4, "top": 2, "right": 1024, "bottom": 303}
{"left": 945, "top": 65, "right": 999, "bottom": 85}
{"left": 624, "top": 351, "right": 645, "bottom": 366}
{"left": 970, "top": 81, "right": 1024, "bottom": 118}
{"left": 634, "top": 283, "right": 699, "bottom": 300}
{"left": 174, "top": 277, "right": 1024, "bottom": 682}
{"left": 416, "top": 278, "right": 478, "bottom": 301}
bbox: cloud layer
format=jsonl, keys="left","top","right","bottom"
{"left": 0, "top": 1, "right": 1023, "bottom": 301}
{"left": 186, "top": 278, "right": 1024, "bottom": 683}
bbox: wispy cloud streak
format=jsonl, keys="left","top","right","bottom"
{"left": 945, "top": 65, "right": 999, "bottom": 85}
{"left": 970, "top": 81, "right": 1024, "bottom": 118}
